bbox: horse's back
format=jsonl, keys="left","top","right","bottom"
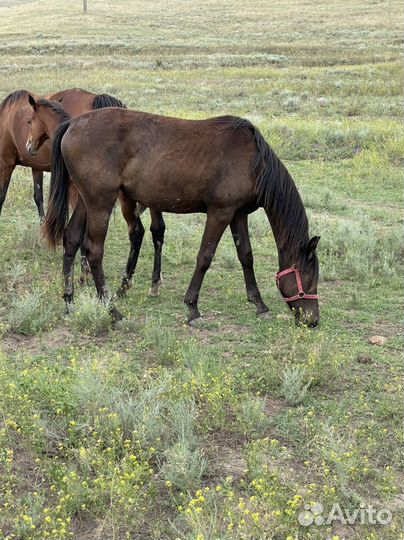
{"left": 62, "top": 108, "right": 257, "bottom": 213}
{"left": 48, "top": 88, "right": 96, "bottom": 117}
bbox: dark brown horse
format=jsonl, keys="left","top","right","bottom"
{"left": 26, "top": 97, "right": 165, "bottom": 297}
{"left": 41, "top": 107, "right": 320, "bottom": 326}
{"left": 0, "top": 88, "right": 125, "bottom": 220}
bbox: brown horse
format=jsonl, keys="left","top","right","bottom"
{"left": 41, "top": 107, "right": 320, "bottom": 326}
{"left": 26, "top": 97, "right": 165, "bottom": 297}
{"left": 0, "top": 88, "right": 125, "bottom": 220}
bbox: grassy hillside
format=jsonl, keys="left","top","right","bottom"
{"left": 0, "top": 1, "right": 402, "bottom": 539}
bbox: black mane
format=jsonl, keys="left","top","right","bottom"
{"left": 92, "top": 93, "right": 126, "bottom": 109}
{"left": 36, "top": 98, "right": 71, "bottom": 123}
{"left": 213, "top": 115, "right": 309, "bottom": 260}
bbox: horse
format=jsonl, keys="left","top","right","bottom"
{"left": 39, "top": 107, "right": 320, "bottom": 326}
{"left": 26, "top": 96, "right": 165, "bottom": 297}
{"left": 0, "top": 88, "right": 125, "bottom": 220}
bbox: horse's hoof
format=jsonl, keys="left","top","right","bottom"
{"left": 188, "top": 316, "right": 204, "bottom": 327}
{"left": 116, "top": 287, "right": 126, "bottom": 298}
{"left": 148, "top": 278, "right": 163, "bottom": 297}
{"left": 110, "top": 307, "right": 124, "bottom": 321}
{"left": 148, "top": 285, "right": 160, "bottom": 297}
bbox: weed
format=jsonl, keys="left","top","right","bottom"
{"left": 280, "top": 365, "right": 312, "bottom": 405}
{"left": 67, "top": 291, "right": 112, "bottom": 335}
{"left": 8, "top": 288, "right": 54, "bottom": 334}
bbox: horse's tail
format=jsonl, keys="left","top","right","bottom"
{"left": 92, "top": 93, "right": 126, "bottom": 109}
{"left": 43, "top": 120, "right": 71, "bottom": 250}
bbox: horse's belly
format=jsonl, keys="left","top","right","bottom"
{"left": 122, "top": 170, "right": 209, "bottom": 213}
{"left": 131, "top": 187, "right": 206, "bottom": 213}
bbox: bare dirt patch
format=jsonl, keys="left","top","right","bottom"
{"left": 1, "top": 326, "right": 112, "bottom": 356}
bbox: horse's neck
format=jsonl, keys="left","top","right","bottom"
{"left": 264, "top": 194, "right": 309, "bottom": 267}
{"left": 45, "top": 113, "right": 63, "bottom": 138}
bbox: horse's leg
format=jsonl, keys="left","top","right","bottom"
{"left": 82, "top": 194, "right": 122, "bottom": 319}
{"left": 67, "top": 182, "right": 90, "bottom": 286}
{"left": 79, "top": 243, "right": 91, "bottom": 286}
{"left": 148, "top": 209, "right": 165, "bottom": 297}
{"left": 184, "top": 208, "right": 234, "bottom": 323}
{"left": 32, "top": 169, "right": 44, "bottom": 221}
{"left": 63, "top": 197, "right": 86, "bottom": 309}
{"left": 230, "top": 213, "right": 269, "bottom": 316}
{"left": 0, "top": 165, "right": 14, "bottom": 216}
{"left": 116, "top": 195, "right": 145, "bottom": 297}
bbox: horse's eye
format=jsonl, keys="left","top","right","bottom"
{"left": 28, "top": 120, "right": 31, "bottom": 125}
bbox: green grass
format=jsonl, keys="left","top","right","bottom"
{"left": 0, "top": 1, "right": 402, "bottom": 539}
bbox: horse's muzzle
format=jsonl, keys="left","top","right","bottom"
{"left": 26, "top": 140, "right": 39, "bottom": 156}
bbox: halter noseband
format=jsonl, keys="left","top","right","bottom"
{"left": 276, "top": 264, "right": 319, "bottom": 303}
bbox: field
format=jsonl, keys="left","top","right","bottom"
{"left": 0, "top": 0, "right": 403, "bottom": 539}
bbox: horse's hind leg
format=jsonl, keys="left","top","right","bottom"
{"left": 184, "top": 208, "right": 234, "bottom": 323}
{"left": 63, "top": 197, "right": 86, "bottom": 309}
{"left": 32, "top": 169, "right": 44, "bottom": 221}
{"left": 230, "top": 213, "right": 269, "bottom": 316}
{"left": 116, "top": 195, "right": 145, "bottom": 297}
{"left": 79, "top": 245, "right": 91, "bottom": 286}
{"left": 148, "top": 209, "right": 165, "bottom": 297}
{"left": 82, "top": 192, "right": 122, "bottom": 319}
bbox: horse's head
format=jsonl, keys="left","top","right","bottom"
{"left": 276, "top": 236, "right": 320, "bottom": 327}
{"left": 26, "top": 95, "right": 49, "bottom": 156}
{"left": 26, "top": 95, "right": 69, "bottom": 156}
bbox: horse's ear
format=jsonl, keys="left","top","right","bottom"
{"left": 307, "top": 236, "right": 320, "bottom": 261}
{"left": 28, "top": 94, "right": 37, "bottom": 111}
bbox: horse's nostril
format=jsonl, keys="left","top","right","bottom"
{"left": 309, "top": 320, "right": 319, "bottom": 328}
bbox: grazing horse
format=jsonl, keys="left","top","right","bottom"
{"left": 26, "top": 97, "right": 165, "bottom": 297}
{"left": 41, "top": 107, "right": 320, "bottom": 326}
{"left": 0, "top": 88, "right": 125, "bottom": 220}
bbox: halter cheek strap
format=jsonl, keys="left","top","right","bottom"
{"left": 276, "top": 264, "right": 319, "bottom": 303}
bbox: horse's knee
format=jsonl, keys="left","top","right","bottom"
{"left": 129, "top": 220, "right": 145, "bottom": 245}
{"left": 33, "top": 190, "right": 43, "bottom": 205}
{"left": 63, "top": 231, "right": 81, "bottom": 256}
{"left": 150, "top": 219, "right": 165, "bottom": 244}
{"left": 197, "top": 252, "right": 214, "bottom": 272}
{"left": 81, "top": 237, "right": 103, "bottom": 265}
{"left": 86, "top": 245, "right": 104, "bottom": 265}
{"left": 239, "top": 250, "right": 253, "bottom": 268}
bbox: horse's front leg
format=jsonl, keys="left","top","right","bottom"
{"left": 230, "top": 212, "right": 269, "bottom": 316}
{"left": 184, "top": 207, "right": 234, "bottom": 324}
{"left": 32, "top": 169, "right": 44, "bottom": 221}
{"left": 0, "top": 164, "right": 14, "bottom": 216}
{"left": 148, "top": 209, "right": 165, "bottom": 297}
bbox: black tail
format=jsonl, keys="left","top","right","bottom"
{"left": 92, "top": 93, "right": 126, "bottom": 109}
{"left": 43, "top": 120, "right": 71, "bottom": 249}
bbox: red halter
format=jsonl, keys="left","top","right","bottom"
{"left": 276, "top": 264, "right": 319, "bottom": 303}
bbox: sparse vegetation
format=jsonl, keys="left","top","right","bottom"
{"left": 8, "top": 288, "right": 55, "bottom": 335}
{"left": 67, "top": 290, "right": 112, "bottom": 335}
{"left": 0, "top": 0, "right": 402, "bottom": 539}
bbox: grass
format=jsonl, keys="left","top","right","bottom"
{"left": 0, "top": 0, "right": 402, "bottom": 539}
